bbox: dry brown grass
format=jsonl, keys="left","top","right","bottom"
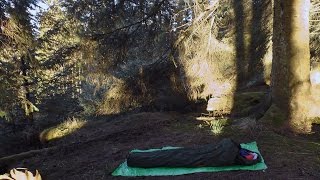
{"left": 96, "top": 80, "right": 132, "bottom": 115}
{"left": 175, "top": 0, "right": 236, "bottom": 101}
{"left": 39, "top": 117, "right": 87, "bottom": 143}
{"left": 96, "top": 79, "right": 149, "bottom": 115}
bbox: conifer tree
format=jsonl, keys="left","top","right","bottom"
{"left": 36, "top": 0, "right": 82, "bottom": 100}
{"left": 0, "top": 0, "right": 38, "bottom": 121}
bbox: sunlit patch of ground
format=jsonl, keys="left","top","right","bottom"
{"left": 39, "top": 117, "right": 87, "bottom": 143}
{"left": 196, "top": 116, "right": 231, "bottom": 135}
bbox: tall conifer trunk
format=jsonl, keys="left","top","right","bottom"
{"left": 272, "top": 0, "right": 311, "bottom": 132}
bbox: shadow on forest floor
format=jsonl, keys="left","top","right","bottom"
{"left": 1, "top": 86, "right": 320, "bottom": 179}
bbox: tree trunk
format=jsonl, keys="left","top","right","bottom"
{"left": 272, "top": 0, "right": 311, "bottom": 132}
{"left": 21, "top": 55, "right": 34, "bottom": 123}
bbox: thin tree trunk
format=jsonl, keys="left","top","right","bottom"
{"left": 21, "top": 56, "right": 34, "bottom": 123}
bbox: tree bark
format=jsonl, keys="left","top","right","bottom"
{"left": 272, "top": 0, "right": 311, "bottom": 132}
{"left": 20, "top": 55, "right": 34, "bottom": 123}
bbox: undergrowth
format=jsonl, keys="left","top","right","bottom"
{"left": 39, "top": 117, "right": 87, "bottom": 143}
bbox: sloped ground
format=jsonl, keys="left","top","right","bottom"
{"left": 4, "top": 111, "right": 320, "bottom": 180}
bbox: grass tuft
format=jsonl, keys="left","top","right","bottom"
{"left": 39, "top": 117, "right": 87, "bottom": 143}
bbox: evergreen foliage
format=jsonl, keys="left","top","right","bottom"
{"left": 0, "top": 0, "right": 38, "bottom": 120}
{"left": 36, "top": 1, "right": 81, "bottom": 101}
{"left": 0, "top": 0, "right": 319, "bottom": 133}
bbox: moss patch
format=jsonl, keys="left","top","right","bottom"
{"left": 232, "top": 91, "right": 265, "bottom": 115}
{"left": 0, "top": 110, "right": 7, "bottom": 119}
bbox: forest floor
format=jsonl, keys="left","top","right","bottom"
{"left": 1, "top": 86, "right": 320, "bottom": 179}
{"left": 3, "top": 110, "right": 320, "bottom": 179}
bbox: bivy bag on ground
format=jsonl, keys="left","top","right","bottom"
{"left": 127, "top": 138, "right": 261, "bottom": 168}
{"left": 112, "top": 140, "right": 267, "bottom": 176}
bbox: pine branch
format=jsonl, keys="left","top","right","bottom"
{"left": 86, "top": 0, "right": 168, "bottom": 40}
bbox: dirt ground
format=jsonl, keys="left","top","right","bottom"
{"left": 4, "top": 111, "right": 320, "bottom": 180}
